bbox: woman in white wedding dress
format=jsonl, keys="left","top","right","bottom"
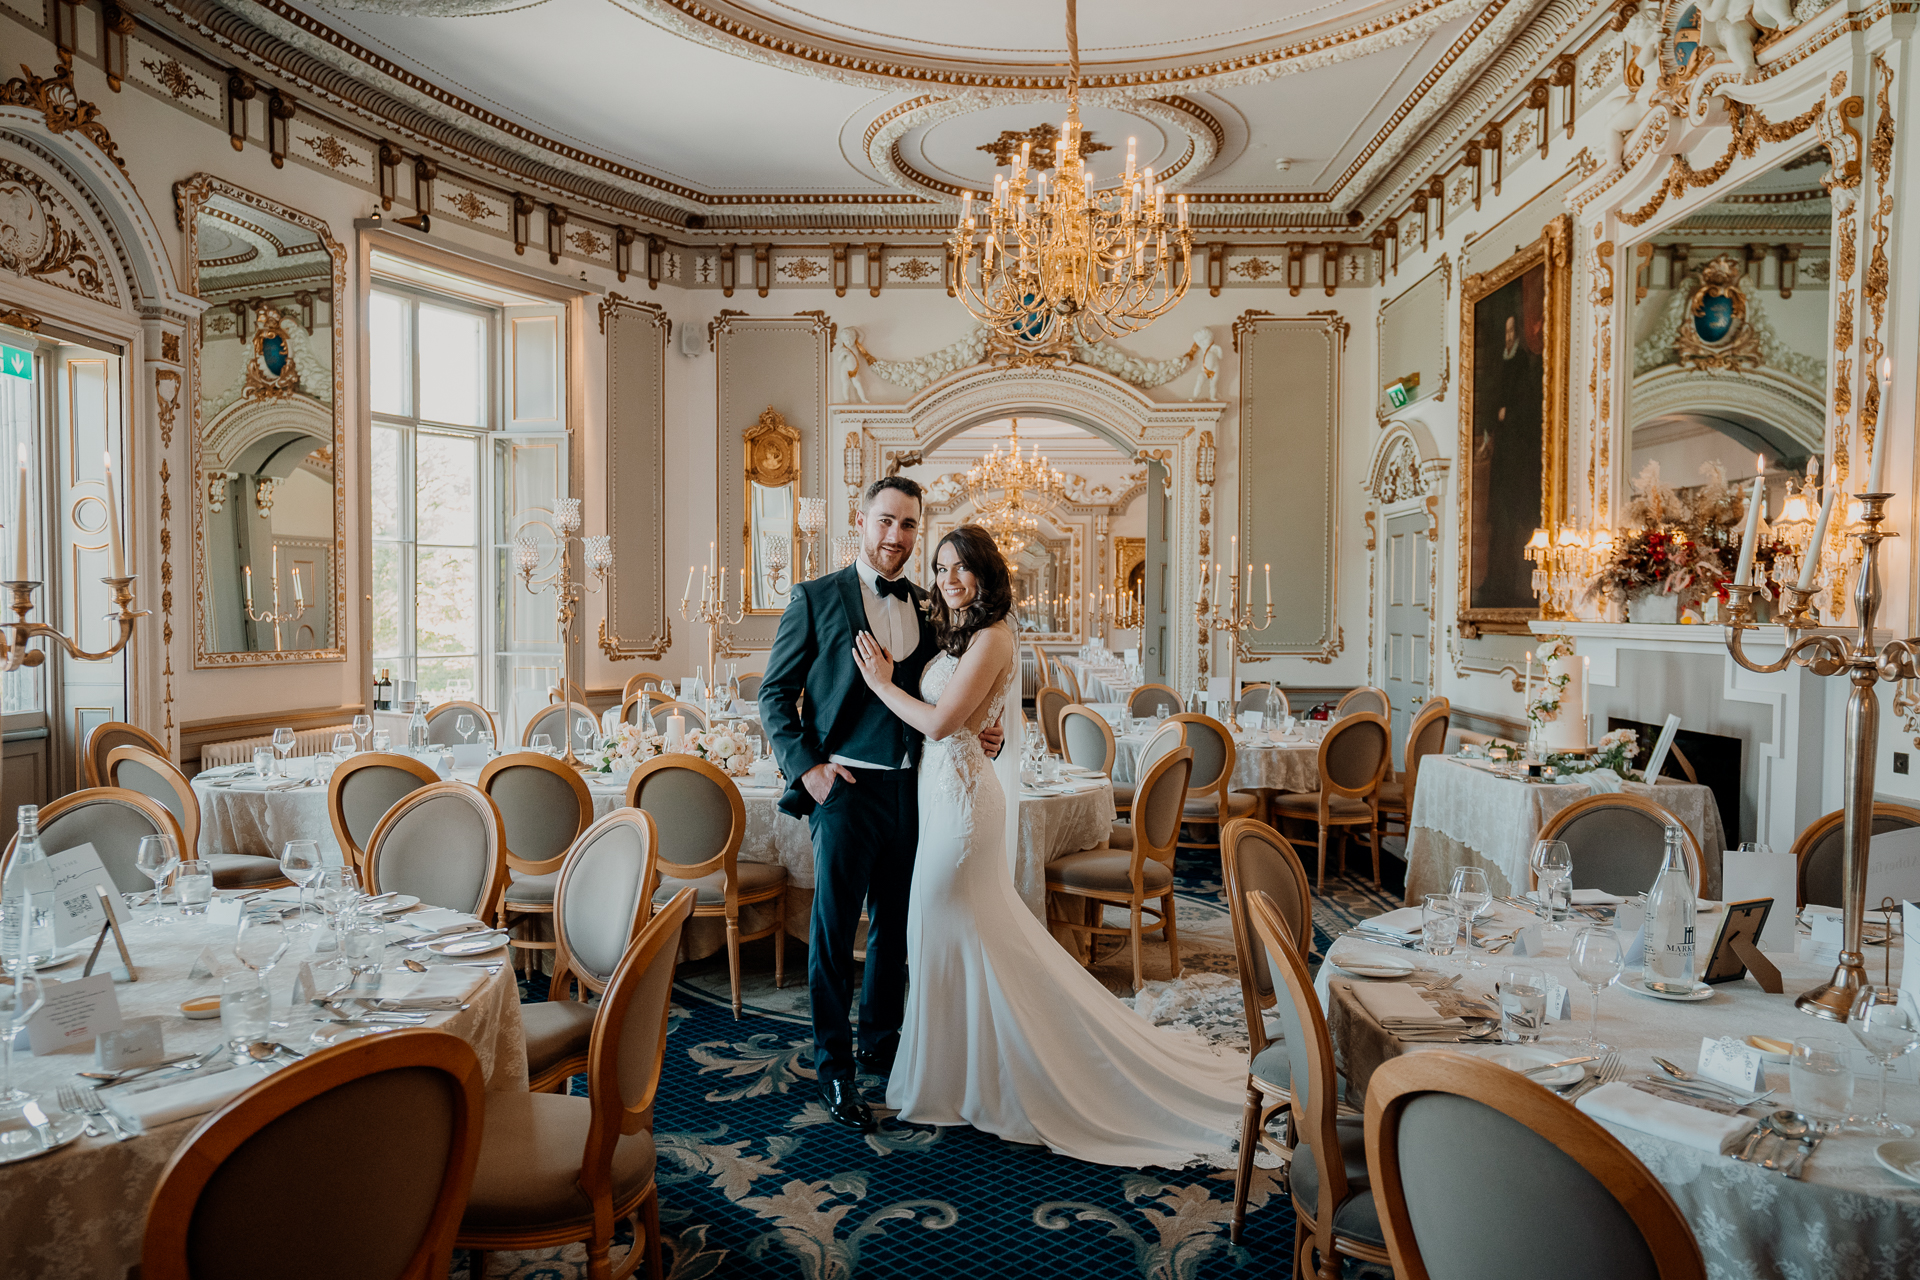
{"left": 850, "top": 524, "right": 1245, "bottom": 1167}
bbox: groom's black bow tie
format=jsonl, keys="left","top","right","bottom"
{"left": 873, "top": 574, "right": 913, "bottom": 602}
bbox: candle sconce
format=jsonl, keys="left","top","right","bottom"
{"left": 242, "top": 558, "right": 307, "bottom": 653}
{"left": 681, "top": 554, "right": 747, "bottom": 694}
{"left": 514, "top": 497, "right": 611, "bottom": 768}
{"left": 1196, "top": 558, "right": 1274, "bottom": 706}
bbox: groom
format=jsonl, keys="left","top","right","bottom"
{"left": 762, "top": 476, "right": 999, "bottom": 1132}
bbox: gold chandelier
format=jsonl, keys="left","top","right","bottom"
{"left": 974, "top": 504, "right": 1039, "bottom": 558}
{"left": 966, "top": 420, "right": 1064, "bottom": 503}
{"left": 949, "top": 0, "right": 1193, "bottom": 350}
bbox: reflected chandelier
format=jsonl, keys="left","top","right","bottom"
{"left": 949, "top": 0, "right": 1193, "bottom": 350}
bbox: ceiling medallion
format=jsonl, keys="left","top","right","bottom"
{"left": 978, "top": 123, "right": 1110, "bottom": 168}
{"left": 951, "top": 1, "right": 1192, "bottom": 346}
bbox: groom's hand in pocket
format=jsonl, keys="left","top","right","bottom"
{"left": 804, "top": 761, "right": 856, "bottom": 804}
{"left": 980, "top": 720, "right": 1004, "bottom": 759}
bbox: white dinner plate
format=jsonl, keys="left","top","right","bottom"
{"left": 370, "top": 894, "right": 422, "bottom": 916}
{"left": 1466, "top": 1044, "right": 1586, "bottom": 1088}
{"left": 1616, "top": 976, "right": 1716, "bottom": 1002}
{"left": 1874, "top": 1140, "right": 1920, "bottom": 1186}
{"left": 431, "top": 934, "right": 508, "bottom": 957}
{"left": 1327, "top": 950, "right": 1418, "bottom": 979}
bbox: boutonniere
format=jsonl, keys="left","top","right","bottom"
{"left": 916, "top": 596, "right": 932, "bottom": 616}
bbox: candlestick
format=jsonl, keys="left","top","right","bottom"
{"left": 1733, "top": 475, "right": 1765, "bottom": 586}
{"left": 1264, "top": 563, "right": 1271, "bottom": 610}
{"left": 514, "top": 500, "right": 614, "bottom": 768}
{"left": 1865, "top": 419, "right": 1888, "bottom": 494}
{"left": 102, "top": 452, "right": 126, "bottom": 578}
{"left": 1524, "top": 652, "right": 1533, "bottom": 712}
{"left": 1797, "top": 485, "right": 1837, "bottom": 591}
{"left": 291, "top": 568, "right": 304, "bottom": 609}
{"left": 244, "top": 564, "right": 254, "bottom": 607}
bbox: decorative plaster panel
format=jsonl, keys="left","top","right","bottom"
{"left": 600, "top": 295, "right": 671, "bottom": 661}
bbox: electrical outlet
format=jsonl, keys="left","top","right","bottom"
{"left": 1896, "top": 753, "right": 1910, "bottom": 775}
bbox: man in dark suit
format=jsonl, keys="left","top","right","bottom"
{"left": 761, "top": 476, "right": 999, "bottom": 1131}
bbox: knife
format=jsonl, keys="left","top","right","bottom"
{"left": 1629, "top": 1080, "right": 1749, "bottom": 1116}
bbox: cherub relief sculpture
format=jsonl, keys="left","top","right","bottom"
{"left": 1188, "top": 328, "right": 1222, "bottom": 401}
{"left": 833, "top": 325, "right": 869, "bottom": 403}
{"left": 1605, "top": 3, "right": 1666, "bottom": 168}
{"left": 1700, "top": 0, "right": 1798, "bottom": 83}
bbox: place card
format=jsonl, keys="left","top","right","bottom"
{"left": 448, "top": 743, "right": 489, "bottom": 770}
{"left": 1864, "top": 828, "right": 1920, "bottom": 908}
{"left": 1698, "top": 1035, "right": 1766, "bottom": 1092}
{"left": 1543, "top": 975, "right": 1572, "bottom": 1020}
{"left": 1616, "top": 900, "right": 1646, "bottom": 968}
{"left": 23, "top": 973, "right": 123, "bottom": 1056}
{"left": 289, "top": 960, "right": 316, "bottom": 1009}
{"left": 1801, "top": 906, "right": 1844, "bottom": 966}
{"left": 40, "top": 842, "right": 116, "bottom": 949}
{"left": 95, "top": 1017, "right": 165, "bottom": 1071}
{"left": 1903, "top": 902, "right": 1919, "bottom": 995}
{"left": 187, "top": 945, "right": 241, "bottom": 980}
{"left": 1508, "top": 923, "right": 1546, "bottom": 958}
{"left": 206, "top": 896, "right": 243, "bottom": 932}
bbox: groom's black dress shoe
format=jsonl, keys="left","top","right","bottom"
{"left": 819, "top": 1078, "right": 876, "bottom": 1132}
{"left": 857, "top": 1047, "right": 896, "bottom": 1079}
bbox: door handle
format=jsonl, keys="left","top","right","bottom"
{"left": 1409, "top": 695, "right": 1425, "bottom": 705}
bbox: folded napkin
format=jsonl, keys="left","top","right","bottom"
{"left": 373, "top": 967, "right": 485, "bottom": 1003}
{"left": 1576, "top": 1081, "right": 1753, "bottom": 1155}
{"left": 196, "top": 764, "right": 254, "bottom": 780}
{"left": 1355, "top": 907, "right": 1426, "bottom": 940}
{"left": 1566, "top": 768, "right": 1626, "bottom": 793}
{"left": 1352, "top": 983, "right": 1463, "bottom": 1028}
{"left": 400, "top": 907, "right": 479, "bottom": 934}
{"left": 109, "top": 1062, "right": 280, "bottom": 1132}
{"left": 1570, "top": 888, "right": 1627, "bottom": 906}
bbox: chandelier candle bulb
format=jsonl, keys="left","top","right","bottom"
{"left": 101, "top": 451, "right": 125, "bottom": 578}
{"left": 1733, "top": 475, "right": 1765, "bottom": 586}
{"left": 1798, "top": 485, "right": 1838, "bottom": 591}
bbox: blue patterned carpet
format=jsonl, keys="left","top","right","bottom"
{"left": 463, "top": 853, "right": 1404, "bottom": 1279}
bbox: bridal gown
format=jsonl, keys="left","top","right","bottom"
{"left": 886, "top": 629, "right": 1245, "bottom": 1167}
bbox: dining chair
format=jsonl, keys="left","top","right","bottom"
{"left": 645, "top": 700, "right": 711, "bottom": 735}
{"left": 1168, "top": 713, "right": 1258, "bottom": 859}
{"left": 1034, "top": 686, "right": 1072, "bottom": 755}
{"left": 1248, "top": 888, "right": 1390, "bottom": 1280}
{"left": 1045, "top": 745, "right": 1192, "bottom": 991}
{"left": 619, "top": 690, "right": 670, "bottom": 727}
{"left": 1335, "top": 686, "right": 1390, "bottom": 722}
{"left": 105, "top": 745, "right": 287, "bottom": 891}
{"left": 1790, "top": 802, "right": 1920, "bottom": 908}
{"left": 626, "top": 755, "right": 785, "bottom": 1018}
{"left": 1270, "top": 712, "right": 1390, "bottom": 888}
{"left": 81, "top": 719, "right": 166, "bottom": 789}
{"left": 1049, "top": 655, "right": 1083, "bottom": 704}
{"left": 1027, "top": 641, "right": 1050, "bottom": 693}
{"left": 523, "top": 702, "right": 599, "bottom": 750}
{"left": 363, "top": 782, "right": 507, "bottom": 919}
{"left": 1220, "top": 818, "right": 1315, "bottom": 1244}
{"left": 0, "top": 787, "right": 183, "bottom": 891}
{"left": 1374, "top": 698, "right": 1451, "bottom": 851}
{"left": 1363, "top": 1051, "right": 1706, "bottom": 1280}
{"left": 620, "top": 672, "right": 665, "bottom": 702}
{"left": 458, "top": 888, "right": 697, "bottom": 1280}
{"left": 1535, "top": 793, "right": 1703, "bottom": 897}
{"left": 479, "top": 752, "right": 596, "bottom": 976}
{"left": 1058, "top": 703, "right": 1117, "bottom": 775}
{"left": 548, "top": 678, "right": 590, "bottom": 706}
{"left": 1126, "top": 683, "right": 1184, "bottom": 719}
{"left": 1112, "top": 718, "right": 1186, "bottom": 823}
{"left": 424, "top": 700, "right": 497, "bottom": 747}
{"left": 1237, "top": 683, "right": 1289, "bottom": 723}
{"left": 328, "top": 752, "right": 442, "bottom": 877}
{"left": 141, "top": 1030, "right": 485, "bottom": 1280}
{"left": 735, "top": 671, "right": 764, "bottom": 701}
{"left": 522, "top": 808, "right": 660, "bottom": 1093}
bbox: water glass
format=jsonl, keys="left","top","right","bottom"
{"left": 342, "top": 916, "right": 386, "bottom": 989}
{"left": 1039, "top": 754, "right": 1062, "bottom": 784}
{"left": 475, "top": 730, "right": 493, "bottom": 756}
{"left": 371, "top": 730, "right": 392, "bottom": 752}
{"left": 1497, "top": 966, "right": 1547, "bottom": 1044}
{"left": 1420, "top": 893, "right": 1458, "bottom": 968}
{"left": 135, "top": 835, "right": 181, "bottom": 926}
{"left": 1568, "top": 925, "right": 1624, "bottom": 1054}
{"left": 1790, "top": 1037, "right": 1856, "bottom": 1126}
{"left": 251, "top": 748, "right": 274, "bottom": 778}
{"left": 219, "top": 972, "right": 271, "bottom": 1061}
{"left": 174, "top": 860, "right": 213, "bottom": 917}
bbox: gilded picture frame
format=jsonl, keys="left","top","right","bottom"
{"left": 1456, "top": 213, "right": 1572, "bottom": 635}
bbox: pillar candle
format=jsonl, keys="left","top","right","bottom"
{"left": 292, "top": 568, "right": 304, "bottom": 609}
{"left": 1865, "top": 422, "right": 1888, "bottom": 494}
{"left": 244, "top": 564, "right": 254, "bottom": 608}
{"left": 1264, "top": 563, "right": 1271, "bottom": 609}
{"left": 272, "top": 545, "right": 280, "bottom": 605}
{"left": 1797, "top": 484, "right": 1837, "bottom": 591}
{"left": 1732, "top": 475, "right": 1765, "bottom": 586}
{"left": 683, "top": 565, "right": 694, "bottom": 604}
{"left": 13, "top": 444, "right": 26, "bottom": 582}
{"left": 102, "top": 451, "right": 126, "bottom": 578}
{"left": 665, "top": 714, "right": 686, "bottom": 752}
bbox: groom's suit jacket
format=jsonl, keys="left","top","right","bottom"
{"left": 761, "top": 564, "right": 936, "bottom": 820}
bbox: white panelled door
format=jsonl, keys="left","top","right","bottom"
{"left": 1381, "top": 510, "right": 1430, "bottom": 771}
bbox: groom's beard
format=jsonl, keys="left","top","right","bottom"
{"left": 865, "top": 540, "right": 911, "bottom": 577}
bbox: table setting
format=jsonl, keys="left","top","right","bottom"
{"left": 1107, "top": 709, "right": 1324, "bottom": 793}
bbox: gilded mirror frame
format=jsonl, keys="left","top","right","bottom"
{"left": 176, "top": 174, "right": 347, "bottom": 668}
{"left": 743, "top": 405, "right": 801, "bottom": 614}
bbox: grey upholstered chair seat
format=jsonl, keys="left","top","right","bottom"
{"left": 207, "top": 853, "right": 289, "bottom": 888}
{"left": 1250, "top": 1042, "right": 1291, "bottom": 1091}
{"left": 1375, "top": 778, "right": 1405, "bottom": 806}
{"left": 1184, "top": 792, "right": 1259, "bottom": 819}
{"left": 462, "top": 1091, "right": 656, "bottom": 1232}
{"left": 1108, "top": 823, "right": 1134, "bottom": 850}
{"left": 1271, "top": 793, "right": 1373, "bottom": 820}
{"left": 504, "top": 870, "right": 561, "bottom": 904}
{"left": 1289, "top": 1116, "right": 1383, "bottom": 1246}
{"left": 652, "top": 860, "right": 786, "bottom": 904}
{"left": 1046, "top": 848, "right": 1174, "bottom": 893}
{"left": 520, "top": 1000, "right": 599, "bottom": 1079}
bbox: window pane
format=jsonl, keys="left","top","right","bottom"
{"left": 0, "top": 364, "right": 39, "bottom": 714}
{"left": 416, "top": 431, "right": 477, "bottom": 545}
{"left": 418, "top": 304, "right": 483, "bottom": 427}
{"left": 416, "top": 655, "right": 478, "bottom": 704}
{"left": 372, "top": 542, "right": 402, "bottom": 656}
{"left": 416, "top": 546, "right": 477, "bottom": 655}
{"left": 369, "top": 293, "right": 408, "bottom": 416}
{"left": 371, "top": 425, "right": 402, "bottom": 539}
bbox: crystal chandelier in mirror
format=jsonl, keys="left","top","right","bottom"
{"left": 949, "top": 0, "right": 1192, "bottom": 353}
{"left": 966, "top": 421, "right": 1063, "bottom": 558}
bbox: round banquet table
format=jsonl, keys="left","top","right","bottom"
{"left": 0, "top": 898, "right": 525, "bottom": 1280}
{"left": 1058, "top": 655, "right": 1137, "bottom": 706}
{"left": 1111, "top": 727, "right": 1320, "bottom": 794}
{"left": 1315, "top": 904, "right": 1920, "bottom": 1280}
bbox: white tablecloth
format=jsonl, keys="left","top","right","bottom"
{"left": 1059, "top": 655, "right": 1136, "bottom": 705}
{"left": 1318, "top": 906, "right": 1920, "bottom": 1280}
{"left": 0, "top": 902, "right": 524, "bottom": 1280}
{"left": 1405, "top": 757, "right": 1728, "bottom": 902}
{"left": 1112, "top": 731, "right": 1320, "bottom": 794}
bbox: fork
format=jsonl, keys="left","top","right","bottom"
{"left": 1566, "top": 1051, "right": 1622, "bottom": 1100}
{"left": 68, "top": 1084, "right": 135, "bottom": 1141}
{"left": 55, "top": 1085, "right": 100, "bottom": 1138}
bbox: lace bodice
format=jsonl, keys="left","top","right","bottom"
{"left": 920, "top": 651, "right": 1007, "bottom": 734}
{"left": 919, "top": 647, "right": 1008, "bottom": 806}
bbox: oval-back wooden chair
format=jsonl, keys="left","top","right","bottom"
{"left": 328, "top": 752, "right": 442, "bottom": 877}
{"left": 82, "top": 720, "right": 167, "bottom": 789}
{"left": 478, "top": 752, "right": 596, "bottom": 975}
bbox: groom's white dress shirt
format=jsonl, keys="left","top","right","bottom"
{"left": 830, "top": 555, "right": 918, "bottom": 771}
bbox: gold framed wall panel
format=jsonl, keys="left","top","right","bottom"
{"left": 1456, "top": 213, "right": 1571, "bottom": 635}
{"left": 599, "top": 295, "right": 671, "bottom": 659}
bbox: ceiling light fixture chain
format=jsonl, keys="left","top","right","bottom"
{"left": 949, "top": 0, "right": 1193, "bottom": 350}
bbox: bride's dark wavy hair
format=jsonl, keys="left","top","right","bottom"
{"left": 929, "top": 524, "right": 1012, "bottom": 657}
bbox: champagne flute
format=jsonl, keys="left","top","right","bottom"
{"left": 1530, "top": 839, "right": 1573, "bottom": 934}
{"left": 135, "top": 835, "right": 181, "bottom": 926}
{"left": 271, "top": 727, "right": 296, "bottom": 776}
{"left": 352, "top": 714, "right": 373, "bottom": 753}
{"left": 1847, "top": 984, "right": 1920, "bottom": 1136}
{"left": 456, "top": 714, "right": 475, "bottom": 744}
{"left": 1568, "top": 926, "right": 1623, "bottom": 1053}
{"left": 1449, "top": 866, "right": 1492, "bottom": 968}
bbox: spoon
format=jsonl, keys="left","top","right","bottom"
{"left": 245, "top": 1041, "right": 307, "bottom": 1064}
{"left": 402, "top": 958, "right": 429, "bottom": 973}
{"left": 1755, "top": 1109, "right": 1811, "bottom": 1170}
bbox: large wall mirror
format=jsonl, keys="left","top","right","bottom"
{"left": 1626, "top": 143, "right": 1831, "bottom": 550}
{"left": 744, "top": 406, "right": 799, "bottom": 612}
{"left": 180, "top": 177, "right": 346, "bottom": 665}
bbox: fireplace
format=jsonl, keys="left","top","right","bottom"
{"left": 1607, "top": 717, "right": 1744, "bottom": 847}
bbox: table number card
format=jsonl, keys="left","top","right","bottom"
{"left": 42, "top": 842, "right": 117, "bottom": 949}
{"left": 205, "top": 897, "right": 243, "bottom": 932}
{"left": 1698, "top": 1035, "right": 1766, "bottom": 1092}
{"left": 1508, "top": 923, "right": 1547, "bottom": 958}
{"left": 23, "top": 973, "right": 123, "bottom": 1055}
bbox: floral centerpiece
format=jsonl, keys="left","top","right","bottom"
{"left": 682, "top": 728, "right": 753, "bottom": 777}
{"left": 1548, "top": 727, "right": 1640, "bottom": 780}
{"left": 1587, "top": 461, "right": 1782, "bottom": 616}
{"left": 1526, "top": 635, "right": 1575, "bottom": 727}
{"left": 582, "top": 722, "right": 664, "bottom": 774}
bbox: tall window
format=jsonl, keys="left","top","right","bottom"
{"left": 369, "top": 288, "right": 491, "bottom": 701}
{"left": 0, "top": 335, "right": 41, "bottom": 717}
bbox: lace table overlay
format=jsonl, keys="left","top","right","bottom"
{"left": 1113, "top": 732, "right": 1319, "bottom": 795}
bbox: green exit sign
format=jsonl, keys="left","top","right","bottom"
{"left": 0, "top": 345, "right": 31, "bottom": 380}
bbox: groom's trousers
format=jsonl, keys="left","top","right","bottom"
{"left": 807, "top": 766, "right": 916, "bottom": 1082}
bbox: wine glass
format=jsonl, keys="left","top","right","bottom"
{"left": 314, "top": 866, "right": 363, "bottom": 929}
{"left": 456, "top": 714, "right": 475, "bottom": 744}
{"left": 278, "top": 839, "right": 323, "bottom": 928}
{"left": 576, "top": 717, "right": 597, "bottom": 758}
{"left": 1567, "top": 926, "right": 1624, "bottom": 1053}
{"left": 135, "top": 835, "right": 181, "bottom": 926}
{"left": 332, "top": 732, "right": 356, "bottom": 758}
{"left": 531, "top": 733, "right": 554, "bottom": 757}
{"left": 1530, "top": 839, "right": 1573, "bottom": 934}
{"left": 352, "top": 714, "right": 373, "bottom": 753}
{"left": 1847, "top": 984, "right": 1920, "bottom": 1136}
{"left": 234, "top": 908, "right": 290, "bottom": 979}
{"left": 1449, "top": 866, "right": 1492, "bottom": 968}
{"left": 272, "top": 727, "right": 296, "bottom": 775}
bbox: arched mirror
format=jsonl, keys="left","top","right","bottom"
{"left": 181, "top": 178, "right": 344, "bottom": 664}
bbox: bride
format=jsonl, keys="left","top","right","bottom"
{"left": 850, "top": 524, "right": 1244, "bottom": 1167}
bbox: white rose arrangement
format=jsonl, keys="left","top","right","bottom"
{"left": 584, "top": 722, "right": 664, "bottom": 773}
{"left": 684, "top": 728, "right": 751, "bottom": 777}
